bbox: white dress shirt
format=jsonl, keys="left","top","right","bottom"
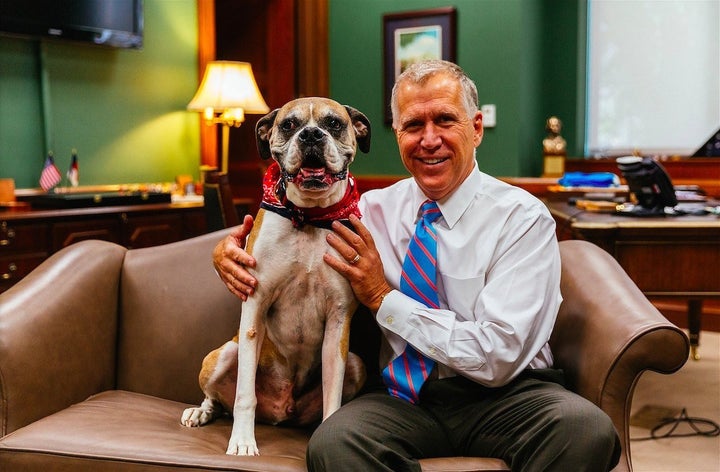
{"left": 359, "top": 163, "right": 562, "bottom": 388}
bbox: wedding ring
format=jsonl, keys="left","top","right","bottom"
{"left": 350, "top": 253, "right": 361, "bottom": 265}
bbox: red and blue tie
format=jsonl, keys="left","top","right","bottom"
{"left": 382, "top": 200, "right": 441, "bottom": 404}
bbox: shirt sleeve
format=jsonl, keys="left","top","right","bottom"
{"left": 376, "top": 208, "right": 562, "bottom": 388}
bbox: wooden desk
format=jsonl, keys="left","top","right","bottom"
{"left": 0, "top": 202, "right": 208, "bottom": 293}
{"left": 564, "top": 157, "right": 720, "bottom": 198}
{"left": 547, "top": 200, "right": 720, "bottom": 359}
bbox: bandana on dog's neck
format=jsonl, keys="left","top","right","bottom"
{"left": 260, "top": 161, "right": 361, "bottom": 229}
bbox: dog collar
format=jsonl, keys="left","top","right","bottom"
{"left": 260, "top": 161, "right": 362, "bottom": 229}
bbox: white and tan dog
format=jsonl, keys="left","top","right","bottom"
{"left": 181, "top": 97, "right": 371, "bottom": 456}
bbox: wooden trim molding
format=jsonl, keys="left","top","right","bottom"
{"left": 354, "top": 175, "right": 404, "bottom": 193}
{"left": 196, "top": 0, "right": 329, "bottom": 171}
{"left": 197, "top": 0, "right": 217, "bottom": 169}
{"left": 296, "top": 0, "right": 329, "bottom": 98}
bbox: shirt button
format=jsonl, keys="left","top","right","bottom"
{"left": 385, "top": 315, "right": 394, "bottom": 325}
{"left": 429, "top": 347, "right": 437, "bottom": 355}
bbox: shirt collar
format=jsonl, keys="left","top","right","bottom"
{"left": 411, "top": 161, "right": 481, "bottom": 229}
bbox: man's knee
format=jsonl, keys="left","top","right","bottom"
{"left": 584, "top": 409, "right": 621, "bottom": 469}
{"left": 307, "top": 417, "right": 344, "bottom": 466}
{"left": 551, "top": 399, "right": 621, "bottom": 470}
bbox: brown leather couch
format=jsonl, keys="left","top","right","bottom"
{"left": 0, "top": 229, "right": 689, "bottom": 471}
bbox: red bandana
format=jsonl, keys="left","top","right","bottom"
{"left": 260, "top": 161, "right": 361, "bottom": 229}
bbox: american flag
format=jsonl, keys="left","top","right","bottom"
{"left": 39, "top": 154, "right": 62, "bottom": 191}
{"left": 67, "top": 151, "right": 79, "bottom": 187}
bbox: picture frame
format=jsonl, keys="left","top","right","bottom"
{"left": 383, "top": 7, "right": 457, "bottom": 124}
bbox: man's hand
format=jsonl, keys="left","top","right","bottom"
{"left": 212, "top": 214, "right": 258, "bottom": 301}
{"left": 323, "top": 214, "right": 393, "bottom": 312}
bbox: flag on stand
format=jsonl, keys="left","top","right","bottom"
{"left": 39, "top": 153, "right": 62, "bottom": 191}
{"left": 67, "top": 150, "right": 79, "bottom": 187}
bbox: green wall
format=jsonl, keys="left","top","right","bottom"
{"left": 328, "top": 0, "right": 583, "bottom": 178}
{"left": 1, "top": 0, "right": 584, "bottom": 188}
{"left": 0, "top": 0, "right": 199, "bottom": 189}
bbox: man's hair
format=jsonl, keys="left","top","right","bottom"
{"left": 390, "top": 60, "right": 479, "bottom": 127}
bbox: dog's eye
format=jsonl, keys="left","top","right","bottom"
{"left": 325, "top": 118, "right": 342, "bottom": 131}
{"left": 280, "top": 119, "right": 297, "bottom": 132}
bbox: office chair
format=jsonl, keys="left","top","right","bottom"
{"left": 203, "top": 171, "right": 240, "bottom": 231}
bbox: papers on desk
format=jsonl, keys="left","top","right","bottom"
{"left": 171, "top": 194, "right": 204, "bottom": 204}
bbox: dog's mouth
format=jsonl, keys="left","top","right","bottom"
{"left": 283, "top": 149, "right": 347, "bottom": 190}
{"left": 291, "top": 167, "right": 336, "bottom": 190}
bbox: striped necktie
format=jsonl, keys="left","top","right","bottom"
{"left": 382, "top": 200, "right": 441, "bottom": 404}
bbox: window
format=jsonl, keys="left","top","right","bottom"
{"left": 586, "top": 0, "right": 719, "bottom": 157}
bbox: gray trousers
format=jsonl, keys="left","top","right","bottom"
{"left": 306, "top": 370, "right": 621, "bottom": 472}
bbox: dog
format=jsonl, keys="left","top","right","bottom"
{"left": 181, "top": 97, "right": 371, "bottom": 456}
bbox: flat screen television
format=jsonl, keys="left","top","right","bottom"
{"left": 0, "top": 0, "right": 143, "bottom": 49}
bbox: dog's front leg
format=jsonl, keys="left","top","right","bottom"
{"left": 321, "top": 309, "right": 354, "bottom": 421}
{"left": 226, "top": 298, "right": 266, "bottom": 456}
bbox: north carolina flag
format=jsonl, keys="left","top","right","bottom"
{"left": 67, "top": 151, "right": 79, "bottom": 187}
{"left": 39, "top": 153, "right": 62, "bottom": 191}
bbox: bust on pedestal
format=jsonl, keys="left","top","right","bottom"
{"left": 543, "top": 116, "right": 566, "bottom": 177}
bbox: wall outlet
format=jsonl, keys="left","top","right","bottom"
{"left": 481, "top": 104, "right": 496, "bottom": 128}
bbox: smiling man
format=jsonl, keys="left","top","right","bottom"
{"left": 391, "top": 62, "right": 483, "bottom": 202}
{"left": 213, "top": 60, "right": 621, "bottom": 471}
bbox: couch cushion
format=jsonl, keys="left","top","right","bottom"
{"left": 0, "top": 390, "right": 310, "bottom": 471}
{"left": 0, "top": 390, "right": 512, "bottom": 472}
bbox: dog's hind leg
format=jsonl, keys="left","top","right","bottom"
{"left": 181, "top": 397, "right": 223, "bottom": 427}
{"left": 291, "top": 352, "right": 366, "bottom": 426}
{"left": 342, "top": 352, "right": 367, "bottom": 402}
{"left": 181, "top": 340, "right": 239, "bottom": 427}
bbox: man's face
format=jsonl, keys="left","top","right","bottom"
{"left": 393, "top": 73, "right": 483, "bottom": 201}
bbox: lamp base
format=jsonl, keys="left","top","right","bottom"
{"left": 221, "top": 123, "right": 230, "bottom": 174}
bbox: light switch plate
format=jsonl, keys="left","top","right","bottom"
{"left": 481, "top": 104, "right": 496, "bottom": 128}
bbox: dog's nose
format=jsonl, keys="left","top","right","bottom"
{"left": 298, "top": 127, "right": 325, "bottom": 145}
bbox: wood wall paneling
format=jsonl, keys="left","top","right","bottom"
{"left": 198, "top": 0, "right": 328, "bottom": 207}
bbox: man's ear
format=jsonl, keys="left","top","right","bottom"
{"left": 345, "top": 105, "right": 371, "bottom": 154}
{"left": 255, "top": 108, "right": 280, "bottom": 160}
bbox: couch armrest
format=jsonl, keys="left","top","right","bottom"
{"left": 0, "top": 240, "right": 126, "bottom": 436}
{"left": 551, "top": 240, "right": 689, "bottom": 472}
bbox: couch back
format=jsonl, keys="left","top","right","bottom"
{"left": 111, "top": 231, "right": 613, "bottom": 407}
{"left": 116, "top": 229, "right": 241, "bottom": 405}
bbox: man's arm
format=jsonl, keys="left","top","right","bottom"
{"left": 212, "top": 214, "right": 258, "bottom": 301}
{"left": 326, "top": 208, "right": 561, "bottom": 388}
{"left": 376, "top": 211, "right": 561, "bottom": 387}
{"left": 323, "top": 214, "right": 393, "bottom": 312}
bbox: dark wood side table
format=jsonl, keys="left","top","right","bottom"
{"left": 546, "top": 200, "right": 720, "bottom": 359}
{"left": 0, "top": 201, "right": 209, "bottom": 293}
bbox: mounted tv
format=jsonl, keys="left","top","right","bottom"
{"left": 616, "top": 156, "right": 678, "bottom": 216}
{"left": 0, "top": 0, "right": 143, "bottom": 49}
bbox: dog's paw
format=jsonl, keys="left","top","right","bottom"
{"left": 180, "top": 407, "right": 214, "bottom": 427}
{"left": 226, "top": 436, "right": 260, "bottom": 456}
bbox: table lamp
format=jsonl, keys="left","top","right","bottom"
{"left": 188, "top": 61, "right": 269, "bottom": 173}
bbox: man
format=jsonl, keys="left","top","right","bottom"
{"left": 213, "top": 60, "right": 620, "bottom": 471}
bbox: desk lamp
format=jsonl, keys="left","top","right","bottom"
{"left": 188, "top": 61, "right": 269, "bottom": 173}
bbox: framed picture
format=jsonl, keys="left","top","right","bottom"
{"left": 383, "top": 7, "right": 457, "bottom": 124}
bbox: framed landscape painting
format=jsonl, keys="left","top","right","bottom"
{"left": 383, "top": 7, "right": 457, "bottom": 123}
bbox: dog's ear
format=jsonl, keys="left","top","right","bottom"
{"left": 345, "top": 106, "right": 371, "bottom": 154}
{"left": 255, "top": 108, "right": 280, "bottom": 160}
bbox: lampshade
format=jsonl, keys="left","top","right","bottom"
{"left": 187, "top": 61, "right": 269, "bottom": 115}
